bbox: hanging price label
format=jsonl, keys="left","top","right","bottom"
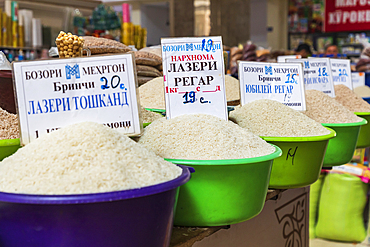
{"left": 239, "top": 61, "right": 306, "bottom": 111}
{"left": 286, "top": 58, "right": 335, "bottom": 97}
{"left": 330, "top": 58, "right": 353, "bottom": 90}
{"left": 161, "top": 36, "right": 228, "bottom": 120}
{"left": 13, "top": 53, "right": 142, "bottom": 145}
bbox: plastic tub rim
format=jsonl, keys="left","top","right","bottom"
{"left": 354, "top": 112, "right": 370, "bottom": 116}
{"left": 261, "top": 127, "right": 336, "bottom": 142}
{"left": 145, "top": 108, "right": 165, "bottom": 113}
{"left": 321, "top": 118, "right": 367, "bottom": 127}
{"left": 0, "top": 138, "right": 20, "bottom": 147}
{"left": 165, "top": 144, "right": 282, "bottom": 166}
{"left": 0, "top": 165, "right": 191, "bottom": 205}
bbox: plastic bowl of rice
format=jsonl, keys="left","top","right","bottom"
{"left": 0, "top": 122, "right": 192, "bottom": 247}
{"left": 322, "top": 118, "right": 367, "bottom": 167}
{"left": 0, "top": 138, "right": 21, "bottom": 161}
{"left": 165, "top": 145, "right": 282, "bottom": 227}
{"left": 261, "top": 128, "right": 336, "bottom": 189}
{"left": 354, "top": 112, "right": 370, "bottom": 148}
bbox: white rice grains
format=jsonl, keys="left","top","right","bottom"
{"left": 141, "top": 106, "right": 163, "bottom": 123}
{"left": 138, "top": 114, "right": 275, "bottom": 160}
{"left": 304, "top": 89, "right": 362, "bottom": 123}
{"left": 229, "top": 99, "right": 330, "bottom": 137}
{"left": 139, "top": 77, "right": 165, "bottom": 109}
{"left": 0, "top": 122, "right": 181, "bottom": 195}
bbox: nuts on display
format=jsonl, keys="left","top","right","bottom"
{"left": 55, "top": 31, "right": 84, "bottom": 58}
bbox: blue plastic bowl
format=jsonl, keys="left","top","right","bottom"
{"left": 363, "top": 97, "right": 370, "bottom": 104}
{"left": 0, "top": 165, "right": 192, "bottom": 247}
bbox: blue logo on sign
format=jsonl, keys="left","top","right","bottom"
{"left": 304, "top": 61, "right": 310, "bottom": 69}
{"left": 265, "top": 66, "right": 273, "bottom": 75}
{"left": 65, "top": 64, "right": 80, "bottom": 79}
{"left": 186, "top": 43, "right": 193, "bottom": 51}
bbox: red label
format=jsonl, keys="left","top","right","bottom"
{"left": 325, "top": 0, "right": 370, "bottom": 32}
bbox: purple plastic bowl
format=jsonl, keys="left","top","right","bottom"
{"left": 0, "top": 165, "right": 193, "bottom": 247}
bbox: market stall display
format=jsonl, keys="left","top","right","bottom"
{"left": 334, "top": 84, "right": 370, "bottom": 148}
{"left": 139, "top": 114, "right": 281, "bottom": 226}
{"left": 229, "top": 99, "right": 335, "bottom": 188}
{"left": 304, "top": 89, "right": 366, "bottom": 166}
{"left": 0, "top": 122, "right": 191, "bottom": 247}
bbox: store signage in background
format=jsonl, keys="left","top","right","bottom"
{"left": 13, "top": 53, "right": 141, "bottom": 145}
{"left": 161, "top": 36, "right": 228, "bottom": 120}
{"left": 330, "top": 59, "right": 353, "bottom": 90}
{"left": 286, "top": 58, "right": 335, "bottom": 97}
{"left": 277, "top": 55, "right": 301, "bottom": 63}
{"left": 238, "top": 62, "right": 306, "bottom": 111}
{"left": 352, "top": 72, "right": 366, "bottom": 88}
{"left": 325, "top": 0, "right": 370, "bottom": 32}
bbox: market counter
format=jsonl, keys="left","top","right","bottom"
{"left": 170, "top": 187, "right": 309, "bottom": 247}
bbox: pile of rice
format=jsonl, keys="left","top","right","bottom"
{"left": 138, "top": 75, "right": 241, "bottom": 109}
{"left": 354, "top": 85, "right": 370, "bottom": 98}
{"left": 225, "top": 75, "right": 240, "bottom": 102}
{"left": 0, "top": 107, "right": 19, "bottom": 140}
{"left": 139, "top": 77, "right": 165, "bottom": 109}
{"left": 138, "top": 114, "right": 275, "bottom": 160}
{"left": 304, "top": 89, "right": 362, "bottom": 123}
{"left": 0, "top": 122, "right": 181, "bottom": 195}
{"left": 141, "top": 106, "right": 163, "bottom": 123}
{"left": 229, "top": 99, "right": 330, "bottom": 137}
{"left": 334, "top": 84, "right": 370, "bottom": 112}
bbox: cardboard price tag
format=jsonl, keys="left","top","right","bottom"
{"left": 352, "top": 72, "right": 365, "bottom": 89}
{"left": 13, "top": 53, "right": 142, "bottom": 145}
{"left": 239, "top": 62, "right": 306, "bottom": 111}
{"left": 330, "top": 59, "right": 353, "bottom": 90}
{"left": 286, "top": 58, "right": 335, "bottom": 97}
{"left": 161, "top": 36, "right": 228, "bottom": 120}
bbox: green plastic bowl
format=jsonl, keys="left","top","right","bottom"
{"left": 322, "top": 118, "right": 367, "bottom": 167}
{"left": 165, "top": 145, "right": 282, "bottom": 227}
{"left": 262, "top": 128, "right": 336, "bottom": 189}
{"left": 145, "top": 108, "right": 165, "bottom": 114}
{"left": 0, "top": 138, "right": 21, "bottom": 161}
{"left": 354, "top": 112, "right": 370, "bottom": 148}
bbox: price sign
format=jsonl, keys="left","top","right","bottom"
{"left": 13, "top": 53, "right": 141, "bottom": 145}
{"left": 352, "top": 72, "right": 365, "bottom": 89}
{"left": 239, "top": 61, "right": 306, "bottom": 111}
{"left": 330, "top": 59, "right": 353, "bottom": 90}
{"left": 286, "top": 58, "right": 335, "bottom": 97}
{"left": 277, "top": 55, "right": 301, "bottom": 63}
{"left": 161, "top": 36, "right": 227, "bottom": 120}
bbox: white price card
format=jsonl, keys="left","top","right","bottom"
{"left": 330, "top": 59, "right": 353, "bottom": 90}
{"left": 352, "top": 72, "right": 365, "bottom": 89}
{"left": 277, "top": 55, "right": 301, "bottom": 63}
{"left": 161, "top": 36, "right": 227, "bottom": 120}
{"left": 239, "top": 61, "right": 306, "bottom": 111}
{"left": 286, "top": 58, "right": 335, "bottom": 97}
{"left": 13, "top": 53, "right": 142, "bottom": 145}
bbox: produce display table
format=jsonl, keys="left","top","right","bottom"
{"left": 170, "top": 189, "right": 286, "bottom": 247}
